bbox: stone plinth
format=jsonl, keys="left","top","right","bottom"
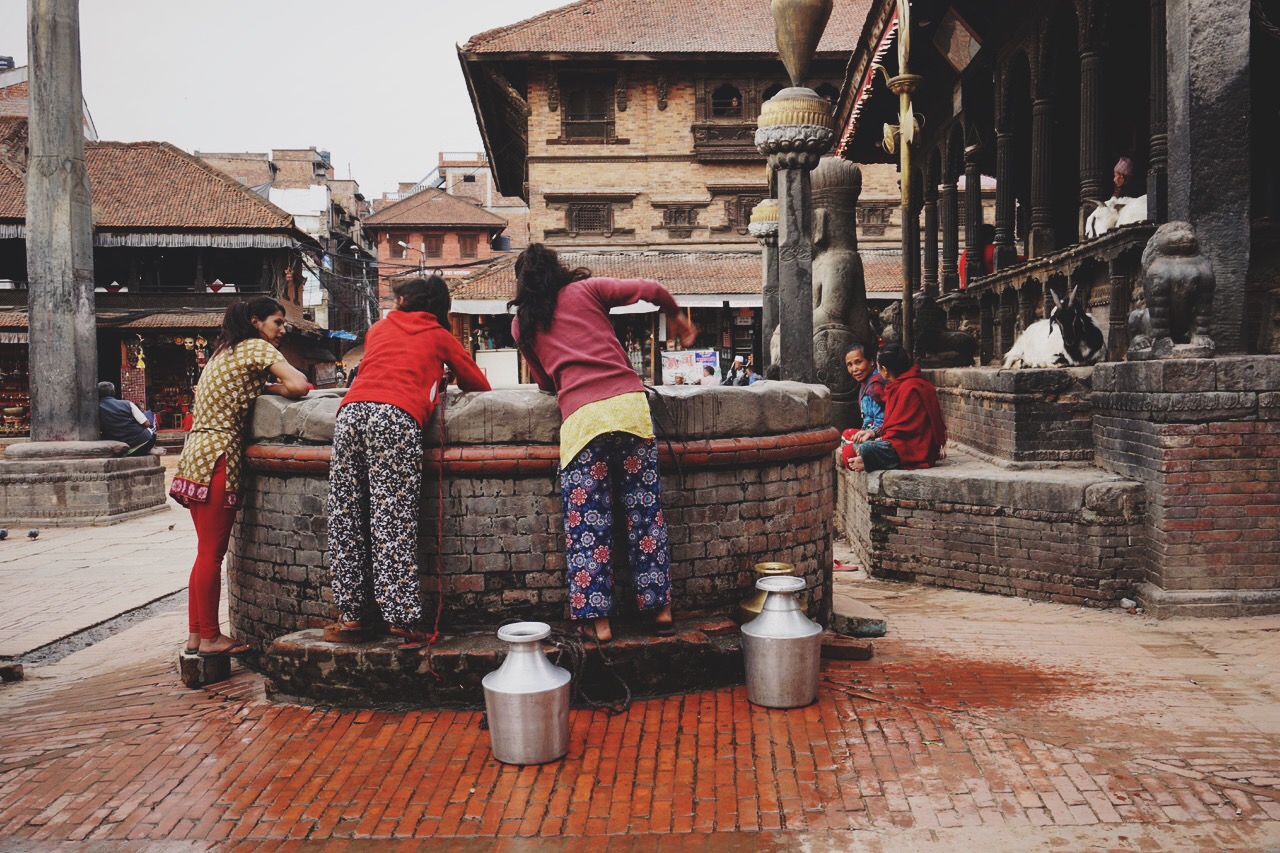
{"left": 1092, "top": 356, "right": 1280, "bottom": 616}
{"left": 228, "top": 383, "right": 839, "bottom": 669}
{"left": 263, "top": 615, "right": 744, "bottom": 710}
{"left": 836, "top": 452, "right": 1145, "bottom": 606}
{"left": 0, "top": 442, "right": 167, "bottom": 526}
{"left": 928, "top": 367, "right": 1095, "bottom": 465}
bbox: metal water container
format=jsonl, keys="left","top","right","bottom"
{"left": 482, "top": 622, "right": 572, "bottom": 764}
{"left": 740, "top": 576, "right": 823, "bottom": 708}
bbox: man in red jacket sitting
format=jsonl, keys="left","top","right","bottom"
{"left": 840, "top": 342, "right": 947, "bottom": 473}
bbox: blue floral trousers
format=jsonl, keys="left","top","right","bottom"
{"left": 561, "top": 432, "right": 672, "bottom": 620}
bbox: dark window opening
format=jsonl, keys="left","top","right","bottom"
{"left": 761, "top": 83, "right": 785, "bottom": 108}
{"left": 711, "top": 83, "right": 743, "bottom": 117}
{"left": 462, "top": 174, "right": 477, "bottom": 183}
{"left": 563, "top": 74, "right": 615, "bottom": 140}
{"left": 814, "top": 82, "right": 840, "bottom": 106}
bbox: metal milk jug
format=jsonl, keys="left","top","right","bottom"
{"left": 740, "top": 576, "right": 823, "bottom": 708}
{"left": 482, "top": 622, "right": 572, "bottom": 765}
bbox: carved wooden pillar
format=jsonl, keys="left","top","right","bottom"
{"left": 963, "top": 144, "right": 985, "bottom": 285}
{"left": 994, "top": 129, "right": 1017, "bottom": 269}
{"left": 1029, "top": 96, "right": 1055, "bottom": 256}
{"left": 1078, "top": 46, "right": 1106, "bottom": 237}
{"left": 923, "top": 176, "right": 939, "bottom": 297}
{"left": 1107, "top": 258, "right": 1130, "bottom": 361}
{"left": 940, "top": 166, "right": 960, "bottom": 293}
{"left": 1147, "top": 0, "right": 1168, "bottom": 223}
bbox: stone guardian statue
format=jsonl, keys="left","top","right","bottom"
{"left": 809, "top": 157, "right": 875, "bottom": 428}
{"left": 1128, "top": 221, "right": 1216, "bottom": 360}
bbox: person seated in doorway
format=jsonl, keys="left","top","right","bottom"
{"left": 841, "top": 343, "right": 946, "bottom": 473}
{"left": 722, "top": 355, "right": 749, "bottom": 386}
{"left": 841, "top": 341, "right": 887, "bottom": 449}
{"left": 97, "top": 381, "right": 161, "bottom": 456}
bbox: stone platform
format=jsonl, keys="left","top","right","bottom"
{"left": 0, "top": 441, "right": 167, "bottom": 526}
{"left": 262, "top": 614, "right": 746, "bottom": 710}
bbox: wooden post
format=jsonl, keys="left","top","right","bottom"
{"left": 1029, "top": 96, "right": 1055, "bottom": 256}
{"left": 963, "top": 144, "right": 985, "bottom": 284}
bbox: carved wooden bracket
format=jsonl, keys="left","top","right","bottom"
{"left": 657, "top": 73, "right": 668, "bottom": 110}
{"left": 616, "top": 71, "right": 629, "bottom": 112}
{"left": 547, "top": 67, "right": 559, "bottom": 112}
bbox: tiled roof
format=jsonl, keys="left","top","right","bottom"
{"left": 862, "top": 249, "right": 905, "bottom": 294}
{"left": 0, "top": 136, "right": 300, "bottom": 232}
{"left": 453, "top": 251, "right": 762, "bottom": 300}
{"left": 100, "top": 312, "right": 225, "bottom": 329}
{"left": 364, "top": 187, "right": 507, "bottom": 229}
{"left": 464, "top": 0, "right": 871, "bottom": 55}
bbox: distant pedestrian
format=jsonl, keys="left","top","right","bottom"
{"left": 325, "top": 277, "right": 491, "bottom": 650}
{"left": 698, "top": 365, "right": 718, "bottom": 386}
{"left": 722, "top": 355, "right": 749, "bottom": 386}
{"left": 171, "top": 297, "right": 310, "bottom": 658}
{"left": 96, "top": 381, "right": 158, "bottom": 456}
{"left": 510, "top": 244, "right": 697, "bottom": 643}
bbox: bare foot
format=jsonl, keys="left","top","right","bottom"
{"left": 850, "top": 456, "right": 866, "bottom": 472}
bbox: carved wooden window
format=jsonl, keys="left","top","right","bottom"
{"left": 711, "top": 84, "right": 743, "bottom": 117}
{"left": 760, "top": 82, "right": 785, "bottom": 111}
{"left": 568, "top": 203, "right": 612, "bottom": 234}
{"left": 424, "top": 234, "right": 443, "bottom": 259}
{"left": 562, "top": 73, "right": 615, "bottom": 140}
{"left": 458, "top": 233, "right": 479, "bottom": 259}
{"left": 662, "top": 207, "right": 698, "bottom": 228}
{"left": 814, "top": 82, "right": 840, "bottom": 107}
{"left": 725, "top": 195, "right": 764, "bottom": 232}
{"left": 858, "top": 205, "right": 892, "bottom": 236}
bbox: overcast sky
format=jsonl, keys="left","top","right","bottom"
{"left": 0, "top": 0, "right": 566, "bottom": 197}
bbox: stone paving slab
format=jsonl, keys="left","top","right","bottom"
{"left": 2, "top": 572, "right": 1280, "bottom": 848}
{"left": 0, "top": 498, "right": 190, "bottom": 658}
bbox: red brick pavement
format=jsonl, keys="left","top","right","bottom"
{"left": 2, "top": 631, "right": 1280, "bottom": 849}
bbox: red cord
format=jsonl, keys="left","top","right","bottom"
{"left": 421, "top": 377, "right": 446, "bottom": 676}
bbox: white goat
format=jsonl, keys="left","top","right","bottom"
{"left": 1002, "top": 287, "right": 1106, "bottom": 369}
{"left": 1085, "top": 195, "right": 1149, "bottom": 239}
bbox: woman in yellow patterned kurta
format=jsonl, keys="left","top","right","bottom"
{"left": 172, "top": 297, "right": 309, "bottom": 658}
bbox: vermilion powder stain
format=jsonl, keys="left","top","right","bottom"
{"left": 822, "top": 653, "right": 1095, "bottom": 712}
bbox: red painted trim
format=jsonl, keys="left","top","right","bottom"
{"left": 244, "top": 427, "right": 841, "bottom": 476}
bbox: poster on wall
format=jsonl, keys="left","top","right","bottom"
{"left": 661, "top": 349, "right": 720, "bottom": 385}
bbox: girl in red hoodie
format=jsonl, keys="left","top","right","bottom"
{"left": 841, "top": 342, "right": 947, "bottom": 473}
{"left": 325, "top": 277, "right": 490, "bottom": 649}
{"left": 509, "top": 244, "right": 698, "bottom": 644}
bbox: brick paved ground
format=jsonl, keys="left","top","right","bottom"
{"left": 3, "top": 548, "right": 1280, "bottom": 851}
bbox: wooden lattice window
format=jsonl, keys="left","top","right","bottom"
{"left": 562, "top": 73, "right": 615, "bottom": 140}
{"left": 725, "top": 195, "right": 764, "bottom": 232}
{"left": 568, "top": 203, "right": 612, "bottom": 234}
{"left": 663, "top": 207, "right": 698, "bottom": 227}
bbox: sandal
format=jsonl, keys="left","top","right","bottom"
{"left": 197, "top": 642, "right": 255, "bottom": 658}
{"left": 574, "top": 621, "right": 613, "bottom": 645}
{"left": 322, "top": 619, "right": 366, "bottom": 643}
{"left": 652, "top": 616, "right": 676, "bottom": 638}
{"left": 389, "top": 626, "right": 435, "bottom": 651}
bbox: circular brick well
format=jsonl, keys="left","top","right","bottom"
{"left": 228, "top": 383, "right": 838, "bottom": 706}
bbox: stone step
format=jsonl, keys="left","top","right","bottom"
{"left": 260, "top": 615, "right": 747, "bottom": 710}
{"left": 177, "top": 649, "right": 231, "bottom": 688}
{"left": 830, "top": 598, "right": 887, "bottom": 638}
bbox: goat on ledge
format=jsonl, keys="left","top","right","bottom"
{"left": 1002, "top": 286, "right": 1106, "bottom": 369}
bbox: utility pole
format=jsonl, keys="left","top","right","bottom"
{"left": 26, "top": 0, "right": 97, "bottom": 440}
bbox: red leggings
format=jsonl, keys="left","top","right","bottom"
{"left": 188, "top": 456, "right": 238, "bottom": 639}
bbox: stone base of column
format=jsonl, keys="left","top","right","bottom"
{"left": 1136, "top": 583, "right": 1280, "bottom": 619}
{"left": 0, "top": 443, "right": 168, "bottom": 526}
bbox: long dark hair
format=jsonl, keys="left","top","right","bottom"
{"left": 213, "top": 297, "right": 284, "bottom": 357}
{"left": 394, "top": 276, "right": 451, "bottom": 328}
{"left": 506, "top": 244, "right": 591, "bottom": 348}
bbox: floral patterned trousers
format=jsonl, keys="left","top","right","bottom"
{"left": 327, "top": 401, "right": 424, "bottom": 628}
{"left": 562, "top": 432, "right": 672, "bottom": 620}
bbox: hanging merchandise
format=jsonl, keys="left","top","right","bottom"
{"left": 136, "top": 349, "right": 146, "bottom": 369}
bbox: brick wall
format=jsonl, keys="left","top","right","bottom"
{"left": 1092, "top": 356, "right": 1280, "bottom": 616}
{"left": 836, "top": 460, "right": 1145, "bottom": 606}
{"left": 928, "top": 366, "right": 1095, "bottom": 464}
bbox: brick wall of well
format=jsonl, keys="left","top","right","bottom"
{"left": 927, "top": 367, "right": 1095, "bottom": 464}
{"left": 1092, "top": 356, "right": 1280, "bottom": 616}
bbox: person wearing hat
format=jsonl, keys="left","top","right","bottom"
{"left": 1113, "top": 157, "right": 1135, "bottom": 198}
{"left": 722, "top": 355, "right": 750, "bottom": 386}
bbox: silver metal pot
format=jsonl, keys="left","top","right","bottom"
{"left": 740, "top": 576, "right": 823, "bottom": 708}
{"left": 482, "top": 622, "right": 572, "bottom": 765}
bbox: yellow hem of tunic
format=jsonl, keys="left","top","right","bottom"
{"left": 559, "top": 391, "right": 654, "bottom": 468}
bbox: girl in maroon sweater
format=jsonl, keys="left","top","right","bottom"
{"left": 325, "top": 277, "right": 490, "bottom": 649}
{"left": 841, "top": 342, "right": 947, "bottom": 472}
{"left": 510, "top": 244, "right": 697, "bottom": 644}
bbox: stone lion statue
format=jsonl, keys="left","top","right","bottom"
{"left": 879, "top": 293, "right": 977, "bottom": 367}
{"left": 1128, "top": 221, "right": 1216, "bottom": 360}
